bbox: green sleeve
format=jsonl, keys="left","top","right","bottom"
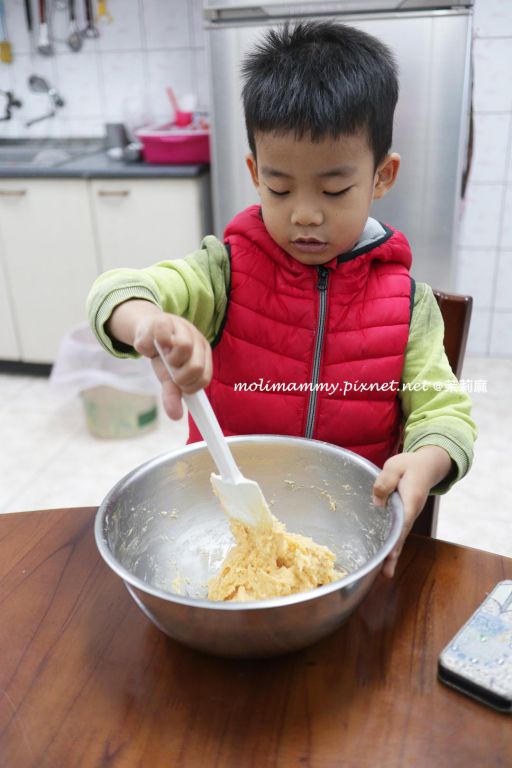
{"left": 86, "top": 235, "right": 230, "bottom": 356}
{"left": 400, "top": 282, "right": 477, "bottom": 494}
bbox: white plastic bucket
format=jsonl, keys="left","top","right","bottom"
{"left": 81, "top": 386, "right": 158, "bottom": 439}
{"left": 51, "top": 324, "right": 159, "bottom": 439}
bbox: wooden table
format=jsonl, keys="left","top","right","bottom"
{"left": 0, "top": 508, "right": 510, "bottom": 768}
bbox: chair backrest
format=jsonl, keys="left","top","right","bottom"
{"left": 411, "top": 289, "right": 473, "bottom": 537}
{"left": 432, "top": 289, "right": 473, "bottom": 378}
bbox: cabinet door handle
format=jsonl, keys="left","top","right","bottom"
{"left": 97, "top": 190, "right": 130, "bottom": 197}
{"left": 0, "top": 189, "right": 28, "bottom": 196}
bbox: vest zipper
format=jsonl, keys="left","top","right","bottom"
{"left": 304, "top": 265, "right": 329, "bottom": 439}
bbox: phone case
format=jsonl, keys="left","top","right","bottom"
{"left": 438, "top": 580, "right": 512, "bottom": 713}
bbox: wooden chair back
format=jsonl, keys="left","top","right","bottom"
{"left": 411, "top": 289, "right": 473, "bottom": 536}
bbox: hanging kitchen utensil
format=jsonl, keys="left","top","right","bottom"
{"left": 67, "top": 0, "right": 82, "bottom": 51}
{"left": 24, "top": 0, "right": 33, "bottom": 33}
{"left": 0, "top": 0, "right": 13, "bottom": 64}
{"left": 154, "top": 340, "right": 274, "bottom": 530}
{"left": 82, "top": 0, "right": 99, "bottom": 38}
{"left": 37, "top": 0, "right": 53, "bottom": 56}
{"left": 96, "top": 0, "right": 112, "bottom": 23}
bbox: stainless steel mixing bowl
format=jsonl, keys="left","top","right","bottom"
{"left": 95, "top": 435, "right": 404, "bottom": 658}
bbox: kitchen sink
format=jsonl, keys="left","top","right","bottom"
{"left": 0, "top": 146, "right": 72, "bottom": 167}
{"left": 0, "top": 139, "right": 104, "bottom": 168}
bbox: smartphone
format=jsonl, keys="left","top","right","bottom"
{"left": 438, "top": 580, "right": 512, "bottom": 713}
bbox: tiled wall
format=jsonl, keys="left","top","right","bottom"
{"left": 0, "top": 0, "right": 511, "bottom": 356}
{"left": 458, "top": 0, "right": 512, "bottom": 356}
{"left": 0, "top": 0, "right": 207, "bottom": 138}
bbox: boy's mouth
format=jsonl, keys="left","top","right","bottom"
{"left": 292, "top": 237, "right": 328, "bottom": 254}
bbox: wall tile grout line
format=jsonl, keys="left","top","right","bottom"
{"left": 489, "top": 101, "right": 512, "bottom": 353}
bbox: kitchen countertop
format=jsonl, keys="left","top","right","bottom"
{"left": 0, "top": 151, "right": 210, "bottom": 179}
{"left": 1, "top": 507, "right": 510, "bottom": 768}
{"left": 0, "top": 139, "right": 209, "bottom": 179}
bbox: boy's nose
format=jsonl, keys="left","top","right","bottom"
{"left": 290, "top": 206, "right": 324, "bottom": 227}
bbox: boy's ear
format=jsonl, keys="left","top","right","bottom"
{"left": 373, "top": 153, "right": 400, "bottom": 199}
{"left": 246, "top": 153, "right": 260, "bottom": 189}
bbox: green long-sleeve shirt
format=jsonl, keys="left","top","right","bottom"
{"left": 87, "top": 233, "right": 476, "bottom": 493}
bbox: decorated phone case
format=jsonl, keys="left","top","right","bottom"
{"left": 438, "top": 580, "right": 512, "bottom": 713}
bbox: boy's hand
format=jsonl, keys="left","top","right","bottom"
{"left": 372, "top": 445, "right": 453, "bottom": 578}
{"left": 134, "top": 312, "right": 213, "bottom": 420}
{"left": 107, "top": 300, "right": 212, "bottom": 420}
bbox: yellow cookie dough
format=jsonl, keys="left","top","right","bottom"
{"left": 208, "top": 515, "right": 344, "bottom": 602}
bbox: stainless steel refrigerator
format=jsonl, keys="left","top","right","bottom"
{"left": 204, "top": 0, "right": 474, "bottom": 290}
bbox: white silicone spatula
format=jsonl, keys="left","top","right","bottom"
{"left": 154, "top": 340, "right": 273, "bottom": 529}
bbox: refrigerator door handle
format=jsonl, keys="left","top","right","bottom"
{"left": 204, "top": 0, "right": 473, "bottom": 23}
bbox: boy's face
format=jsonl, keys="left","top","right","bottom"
{"left": 246, "top": 131, "right": 400, "bottom": 265}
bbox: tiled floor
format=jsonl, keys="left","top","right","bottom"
{"left": 0, "top": 357, "right": 510, "bottom": 559}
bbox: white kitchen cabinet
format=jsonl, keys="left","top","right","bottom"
{"left": 0, "top": 173, "right": 211, "bottom": 365}
{"left": 0, "top": 245, "right": 19, "bottom": 360}
{"left": 90, "top": 177, "right": 211, "bottom": 271}
{"left": 0, "top": 179, "right": 98, "bottom": 363}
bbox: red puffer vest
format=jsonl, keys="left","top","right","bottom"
{"left": 188, "top": 205, "right": 412, "bottom": 468}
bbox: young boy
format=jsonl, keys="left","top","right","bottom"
{"left": 87, "top": 21, "right": 476, "bottom": 578}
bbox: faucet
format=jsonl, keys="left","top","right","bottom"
{"left": 0, "top": 90, "right": 22, "bottom": 121}
{"left": 26, "top": 75, "right": 65, "bottom": 127}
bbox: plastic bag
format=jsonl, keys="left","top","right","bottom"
{"left": 50, "top": 323, "right": 159, "bottom": 398}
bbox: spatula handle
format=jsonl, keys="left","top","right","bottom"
{"left": 154, "top": 340, "right": 241, "bottom": 483}
{"left": 185, "top": 389, "right": 242, "bottom": 481}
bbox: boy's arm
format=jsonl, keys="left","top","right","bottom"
{"left": 399, "top": 282, "right": 477, "bottom": 493}
{"left": 86, "top": 235, "right": 230, "bottom": 356}
{"left": 373, "top": 282, "right": 477, "bottom": 577}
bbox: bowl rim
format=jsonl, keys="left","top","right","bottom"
{"left": 94, "top": 435, "right": 404, "bottom": 611}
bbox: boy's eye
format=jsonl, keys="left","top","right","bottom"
{"left": 323, "top": 186, "right": 353, "bottom": 197}
{"left": 266, "top": 186, "right": 289, "bottom": 196}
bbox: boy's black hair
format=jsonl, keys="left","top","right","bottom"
{"left": 241, "top": 20, "right": 399, "bottom": 167}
